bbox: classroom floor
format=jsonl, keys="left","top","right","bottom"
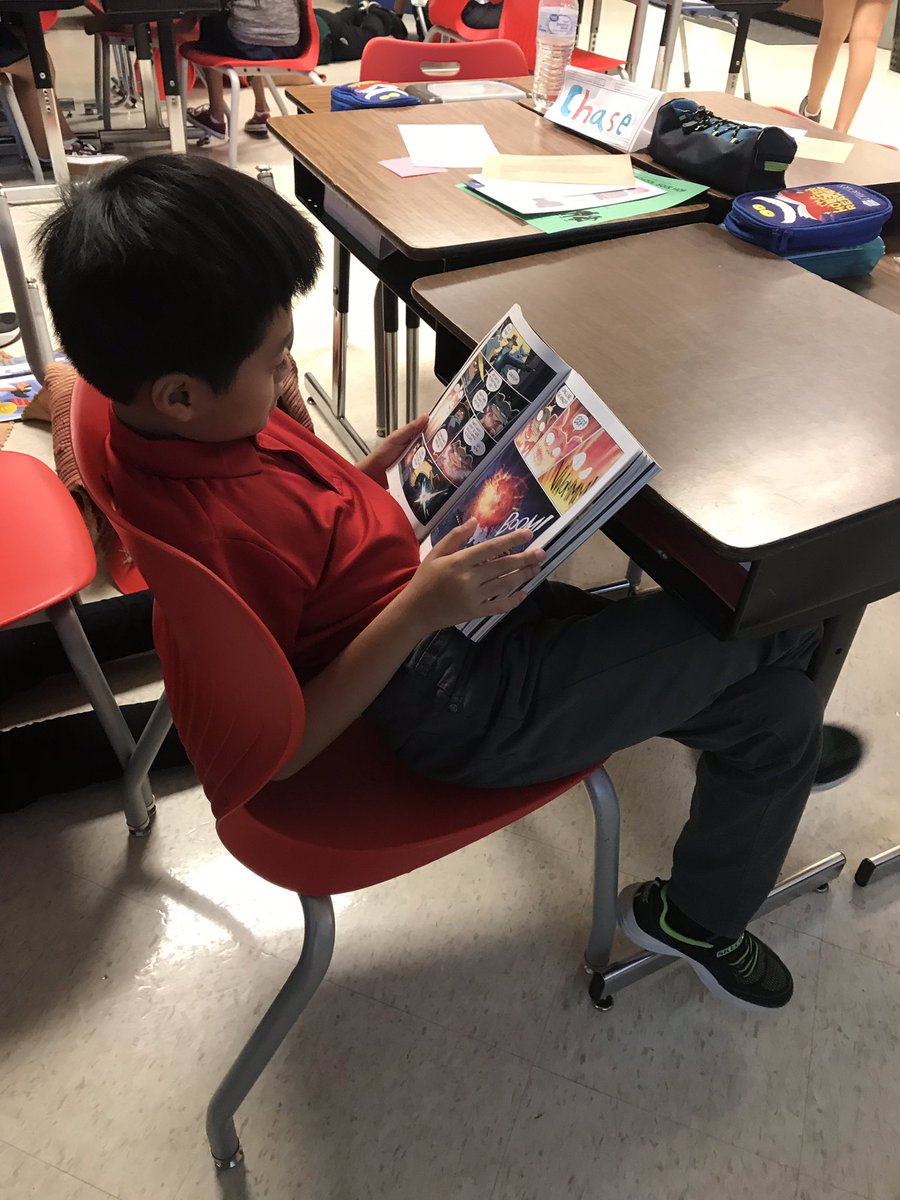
{"left": 1, "top": 5, "right": 899, "bottom": 1199}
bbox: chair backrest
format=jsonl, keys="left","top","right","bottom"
{"left": 70, "top": 377, "right": 305, "bottom": 819}
{"left": 496, "top": 0, "right": 540, "bottom": 71}
{"left": 41, "top": 11, "right": 59, "bottom": 31}
{"left": 360, "top": 35, "right": 527, "bottom": 82}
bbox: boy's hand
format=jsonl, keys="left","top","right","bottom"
{"left": 357, "top": 416, "right": 429, "bottom": 488}
{"left": 401, "top": 520, "right": 545, "bottom": 637}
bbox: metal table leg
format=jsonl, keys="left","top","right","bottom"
{"left": 625, "top": 0, "right": 649, "bottom": 79}
{"left": 156, "top": 19, "right": 185, "bottom": 153}
{"left": 132, "top": 20, "right": 163, "bottom": 132}
{"left": 855, "top": 846, "right": 900, "bottom": 887}
{"left": 375, "top": 282, "right": 399, "bottom": 435}
{"left": 725, "top": 12, "right": 752, "bottom": 97}
{"left": 304, "top": 241, "right": 369, "bottom": 459}
{"left": 18, "top": 8, "right": 68, "bottom": 186}
{"left": 405, "top": 305, "right": 420, "bottom": 424}
{"left": 653, "top": 0, "right": 684, "bottom": 90}
{"left": 808, "top": 605, "right": 866, "bottom": 704}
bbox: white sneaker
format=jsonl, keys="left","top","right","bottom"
{"left": 41, "top": 138, "right": 127, "bottom": 177}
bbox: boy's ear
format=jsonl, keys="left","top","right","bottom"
{"left": 149, "top": 374, "right": 209, "bottom": 425}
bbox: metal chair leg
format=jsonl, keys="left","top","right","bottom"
{"left": 226, "top": 67, "right": 240, "bottom": 171}
{"left": 46, "top": 598, "right": 153, "bottom": 834}
{"left": 265, "top": 74, "right": 289, "bottom": 116}
{"left": 855, "top": 846, "right": 900, "bottom": 886}
{"left": 741, "top": 49, "right": 751, "bottom": 100}
{"left": 0, "top": 76, "right": 42, "bottom": 183}
{"left": 678, "top": 19, "right": 691, "bottom": 87}
{"left": 583, "top": 766, "right": 621, "bottom": 982}
{"left": 207, "top": 894, "right": 336, "bottom": 1169}
{"left": 625, "top": 559, "right": 644, "bottom": 591}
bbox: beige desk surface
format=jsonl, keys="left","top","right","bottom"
{"left": 640, "top": 92, "right": 900, "bottom": 197}
{"left": 269, "top": 99, "right": 708, "bottom": 261}
{"left": 413, "top": 223, "right": 900, "bottom": 557}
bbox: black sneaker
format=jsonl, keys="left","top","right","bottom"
{"left": 814, "top": 724, "right": 863, "bottom": 791}
{"left": 618, "top": 878, "right": 793, "bottom": 1012}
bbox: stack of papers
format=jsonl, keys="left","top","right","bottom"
{"left": 464, "top": 151, "right": 662, "bottom": 217}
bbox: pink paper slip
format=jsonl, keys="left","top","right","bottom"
{"left": 379, "top": 157, "right": 448, "bottom": 178}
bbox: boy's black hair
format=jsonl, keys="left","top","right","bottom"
{"left": 37, "top": 155, "right": 323, "bottom": 404}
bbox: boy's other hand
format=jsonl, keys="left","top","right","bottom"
{"left": 357, "top": 416, "right": 429, "bottom": 487}
{"left": 401, "top": 520, "right": 545, "bottom": 637}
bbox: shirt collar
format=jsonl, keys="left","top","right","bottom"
{"left": 108, "top": 407, "right": 263, "bottom": 480}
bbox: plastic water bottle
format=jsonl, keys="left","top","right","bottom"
{"left": 533, "top": 0, "right": 579, "bottom": 114}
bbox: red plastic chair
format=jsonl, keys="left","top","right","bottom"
{"left": 180, "top": 0, "right": 322, "bottom": 171}
{"left": 69, "top": 375, "right": 624, "bottom": 1171}
{"left": 427, "top": 0, "right": 625, "bottom": 75}
{"left": 0, "top": 450, "right": 160, "bottom": 833}
{"left": 40, "top": 11, "right": 59, "bottom": 31}
{"left": 360, "top": 35, "right": 527, "bottom": 81}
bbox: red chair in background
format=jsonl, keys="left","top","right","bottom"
{"left": 360, "top": 34, "right": 528, "bottom": 81}
{"left": 180, "top": 0, "right": 322, "bottom": 171}
{"left": 427, "top": 0, "right": 625, "bottom": 75}
{"left": 0, "top": 451, "right": 161, "bottom": 834}
{"left": 70, "top": 375, "right": 626, "bottom": 1172}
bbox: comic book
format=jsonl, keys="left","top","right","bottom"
{"left": 387, "top": 306, "right": 659, "bottom": 641}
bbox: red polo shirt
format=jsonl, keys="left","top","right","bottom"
{"left": 106, "top": 408, "right": 421, "bottom": 680}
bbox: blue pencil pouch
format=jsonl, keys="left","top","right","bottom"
{"left": 724, "top": 182, "right": 892, "bottom": 254}
{"left": 330, "top": 82, "right": 422, "bottom": 112}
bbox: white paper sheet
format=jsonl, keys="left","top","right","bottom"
{"left": 793, "top": 137, "right": 854, "bottom": 163}
{"left": 399, "top": 123, "right": 499, "bottom": 169}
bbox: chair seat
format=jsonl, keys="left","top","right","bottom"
{"left": 181, "top": 45, "right": 315, "bottom": 70}
{"left": 0, "top": 452, "right": 96, "bottom": 627}
{"left": 570, "top": 48, "right": 626, "bottom": 73}
{"left": 217, "top": 718, "right": 602, "bottom": 895}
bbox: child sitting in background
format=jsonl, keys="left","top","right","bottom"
{"left": 187, "top": 0, "right": 306, "bottom": 140}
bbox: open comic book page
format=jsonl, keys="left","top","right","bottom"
{"left": 422, "top": 371, "right": 644, "bottom": 555}
{"left": 386, "top": 306, "right": 568, "bottom": 538}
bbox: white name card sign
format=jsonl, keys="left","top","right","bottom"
{"left": 545, "top": 68, "right": 664, "bottom": 153}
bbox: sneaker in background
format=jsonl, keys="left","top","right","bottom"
{"left": 244, "top": 110, "right": 271, "bottom": 136}
{"left": 187, "top": 106, "right": 228, "bottom": 140}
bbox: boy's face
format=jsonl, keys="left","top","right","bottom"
{"left": 130, "top": 308, "right": 295, "bottom": 443}
{"left": 188, "top": 308, "right": 295, "bottom": 441}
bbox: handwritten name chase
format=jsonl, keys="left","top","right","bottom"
{"left": 558, "top": 85, "right": 634, "bottom": 139}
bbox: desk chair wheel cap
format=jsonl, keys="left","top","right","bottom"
{"left": 212, "top": 1145, "right": 244, "bottom": 1170}
{"left": 855, "top": 859, "right": 876, "bottom": 887}
{"left": 127, "top": 802, "right": 156, "bottom": 837}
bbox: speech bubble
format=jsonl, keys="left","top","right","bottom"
{"left": 572, "top": 452, "right": 586, "bottom": 470}
{"left": 472, "top": 388, "right": 488, "bottom": 412}
{"left": 486, "top": 370, "right": 502, "bottom": 393}
{"left": 556, "top": 385, "right": 574, "bottom": 409}
{"left": 431, "top": 428, "right": 448, "bottom": 454}
{"left": 471, "top": 440, "right": 486, "bottom": 456}
{"left": 572, "top": 413, "right": 589, "bottom": 432}
{"left": 506, "top": 368, "right": 520, "bottom": 386}
{"left": 501, "top": 323, "right": 514, "bottom": 338}
{"left": 412, "top": 446, "right": 426, "bottom": 470}
{"left": 463, "top": 417, "right": 485, "bottom": 446}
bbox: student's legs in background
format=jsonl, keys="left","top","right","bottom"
{"left": 834, "top": 0, "right": 892, "bottom": 131}
{"left": 804, "top": 0, "right": 856, "bottom": 117}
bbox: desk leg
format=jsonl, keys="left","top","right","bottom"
{"left": 725, "top": 13, "right": 752, "bottom": 97}
{"left": 133, "top": 22, "right": 163, "bottom": 132}
{"left": 809, "top": 605, "right": 865, "bottom": 705}
{"left": 156, "top": 20, "right": 186, "bottom": 154}
{"left": 0, "top": 191, "right": 55, "bottom": 382}
{"left": 18, "top": 9, "right": 68, "bottom": 186}
{"left": 653, "top": 0, "right": 683, "bottom": 91}
{"left": 405, "top": 306, "right": 420, "bottom": 424}
{"left": 626, "top": 0, "right": 648, "bottom": 80}
{"left": 375, "top": 282, "right": 400, "bottom": 435}
{"left": 304, "top": 241, "right": 369, "bottom": 460}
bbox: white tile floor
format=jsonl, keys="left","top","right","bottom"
{"left": 1, "top": 5, "right": 899, "bottom": 1199}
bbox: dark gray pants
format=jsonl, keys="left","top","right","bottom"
{"left": 367, "top": 583, "right": 823, "bottom": 937}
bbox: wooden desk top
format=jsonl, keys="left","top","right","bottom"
{"left": 640, "top": 91, "right": 900, "bottom": 197}
{"left": 269, "top": 99, "right": 707, "bottom": 261}
{"left": 286, "top": 78, "right": 534, "bottom": 115}
{"left": 413, "top": 224, "right": 900, "bottom": 557}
